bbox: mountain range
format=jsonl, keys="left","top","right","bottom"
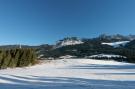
{"left": 1, "top": 34, "right": 135, "bottom": 63}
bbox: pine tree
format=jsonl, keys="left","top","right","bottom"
{"left": 0, "top": 48, "right": 37, "bottom": 69}
{"left": 0, "top": 50, "right": 8, "bottom": 69}
{"left": 0, "top": 50, "right": 3, "bottom": 66}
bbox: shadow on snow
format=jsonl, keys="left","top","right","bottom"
{"left": 0, "top": 75, "right": 135, "bottom": 89}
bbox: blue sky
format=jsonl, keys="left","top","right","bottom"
{"left": 0, "top": 0, "right": 135, "bottom": 45}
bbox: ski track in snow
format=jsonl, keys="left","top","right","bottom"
{"left": 0, "top": 59, "right": 135, "bottom": 89}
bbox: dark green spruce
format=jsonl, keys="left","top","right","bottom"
{"left": 0, "top": 48, "right": 37, "bottom": 69}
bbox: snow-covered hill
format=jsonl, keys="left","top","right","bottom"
{"left": 102, "top": 41, "right": 129, "bottom": 48}
{"left": 0, "top": 59, "right": 135, "bottom": 89}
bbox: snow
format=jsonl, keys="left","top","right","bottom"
{"left": 88, "top": 54, "right": 127, "bottom": 58}
{"left": 102, "top": 41, "right": 129, "bottom": 48}
{"left": 56, "top": 39, "right": 83, "bottom": 48}
{"left": 38, "top": 54, "right": 44, "bottom": 58}
{"left": 0, "top": 59, "right": 135, "bottom": 89}
{"left": 60, "top": 40, "right": 83, "bottom": 46}
{"left": 59, "top": 55, "right": 76, "bottom": 59}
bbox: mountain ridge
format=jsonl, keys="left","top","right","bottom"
{"left": 1, "top": 34, "right": 135, "bottom": 63}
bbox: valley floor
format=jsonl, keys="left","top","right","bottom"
{"left": 0, "top": 59, "right": 135, "bottom": 89}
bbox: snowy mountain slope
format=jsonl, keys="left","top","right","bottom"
{"left": 59, "top": 40, "right": 83, "bottom": 46}
{"left": 98, "top": 34, "right": 135, "bottom": 41}
{"left": 55, "top": 37, "right": 83, "bottom": 48}
{"left": 102, "top": 41, "right": 129, "bottom": 48}
{"left": 0, "top": 59, "right": 135, "bottom": 89}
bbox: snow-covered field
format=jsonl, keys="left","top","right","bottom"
{"left": 0, "top": 59, "right": 135, "bottom": 89}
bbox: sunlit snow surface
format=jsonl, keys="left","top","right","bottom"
{"left": 55, "top": 39, "right": 83, "bottom": 48}
{"left": 88, "top": 54, "right": 127, "bottom": 58}
{"left": 0, "top": 59, "right": 135, "bottom": 89}
{"left": 102, "top": 41, "right": 129, "bottom": 48}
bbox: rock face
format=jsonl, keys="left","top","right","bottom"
{"left": 97, "top": 34, "right": 135, "bottom": 42}
{"left": 55, "top": 37, "right": 83, "bottom": 48}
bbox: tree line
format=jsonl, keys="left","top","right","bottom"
{"left": 0, "top": 48, "right": 37, "bottom": 69}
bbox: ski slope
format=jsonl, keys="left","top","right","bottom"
{"left": 0, "top": 59, "right": 135, "bottom": 89}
